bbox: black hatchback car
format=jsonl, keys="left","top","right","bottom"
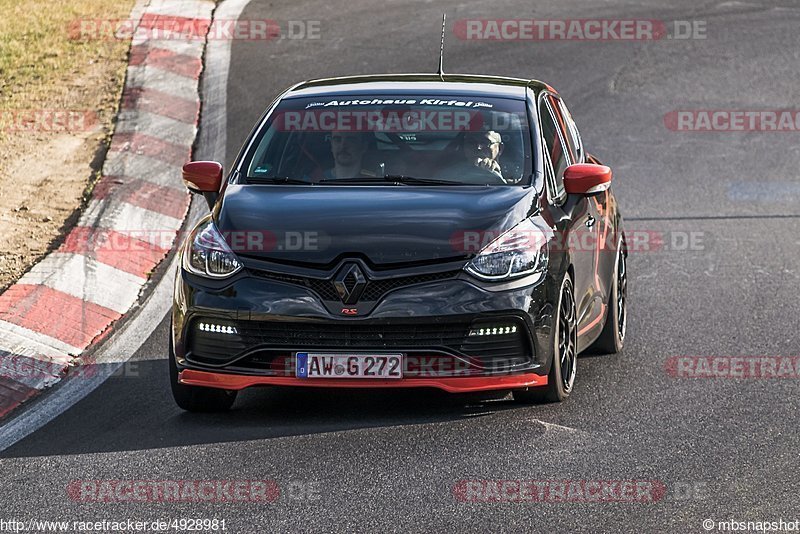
{"left": 170, "top": 74, "right": 627, "bottom": 411}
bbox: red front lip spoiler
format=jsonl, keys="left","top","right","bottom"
{"left": 179, "top": 369, "right": 547, "bottom": 394}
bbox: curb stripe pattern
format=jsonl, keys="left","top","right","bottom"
{"left": 129, "top": 46, "right": 203, "bottom": 79}
{"left": 0, "top": 0, "right": 214, "bottom": 421}
{"left": 103, "top": 152, "right": 187, "bottom": 188}
{"left": 109, "top": 131, "right": 191, "bottom": 166}
{"left": 93, "top": 176, "right": 190, "bottom": 219}
{"left": 125, "top": 65, "right": 201, "bottom": 96}
{"left": 0, "top": 285, "right": 121, "bottom": 349}
{"left": 58, "top": 227, "right": 170, "bottom": 279}
{"left": 0, "top": 320, "right": 83, "bottom": 357}
{"left": 115, "top": 110, "right": 198, "bottom": 147}
{"left": 122, "top": 87, "right": 200, "bottom": 124}
{"left": 78, "top": 200, "right": 184, "bottom": 246}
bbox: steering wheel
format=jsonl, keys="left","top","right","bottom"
{"left": 457, "top": 163, "right": 507, "bottom": 185}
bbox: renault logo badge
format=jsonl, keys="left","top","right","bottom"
{"left": 333, "top": 263, "right": 367, "bottom": 304}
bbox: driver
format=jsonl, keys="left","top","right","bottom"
{"left": 462, "top": 129, "right": 504, "bottom": 178}
{"left": 440, "top": 129, "right": 506, "bottom": 183}
{"left": 323, "top": 131, "right": 376, "bottom": 179}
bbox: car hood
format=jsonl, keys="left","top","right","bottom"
{"left": 215, "top": 184, "right": 537, "bottom": 266}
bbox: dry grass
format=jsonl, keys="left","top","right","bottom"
{"left": 0, "top": 0, "right": 134, "bottom": 113}
{"left": 0, "top": 0, "right": 136, "bottom": 290}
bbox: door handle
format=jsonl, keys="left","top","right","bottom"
{"left": 585, "top": 215, "right": 596, "bottom": 228}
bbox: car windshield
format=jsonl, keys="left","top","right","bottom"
{"left": 242, "top": 95, "right": 534, "bottom": 186}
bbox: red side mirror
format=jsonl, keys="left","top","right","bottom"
{"left": 563, "top": 164, "right": 612, "bottom": 195}
{"left": 182, "top": 161, "right": 223, "bottom": 193}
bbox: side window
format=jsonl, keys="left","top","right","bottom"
{"left": 547, "top": 95, "right": 577, "bottom": 164}
{"left": 538, "top": 96, "right": 570, "bottom": 200}
{"left": 556, "top": 98, "right": 584, "bottom": 164}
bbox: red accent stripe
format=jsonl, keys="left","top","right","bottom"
{"left": 109, "top": 132, "right": 189, "bottom": 166}
{"left": 121, "top": 87, "right": 198, "bottom": 124}
{"left": 129, "top": 45, "right": 202, "bottom": 79}
{"left": 578, "top": 303, "right": 607, "bottom": 336}
{"left": 179, "top": 369, "right": 548, "bottom": 393}
{"left": 0, "top": 376, "right": 39, "bottom": 420}
{"left": 59, "top": 227, "right": 171, "bottom": 279}
{"left": 0, "top": 285, "right": 120, "bottom": 350}
{"left": 92, "top": 175, "right": 189, "bottom": 220}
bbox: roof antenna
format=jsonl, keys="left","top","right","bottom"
{"left": 437, "top": 14, "right": 446, "bottom": 81}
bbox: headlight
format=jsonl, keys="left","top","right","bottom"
{"left": 182, "top": 219, "right": 242, "bottom": 278}
{"left": 465, "top": 218, "right": 549, "bottom": 281}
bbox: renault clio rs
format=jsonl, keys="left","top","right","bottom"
{"left": 170, "top": 74, "right": 627, "bottom": 411}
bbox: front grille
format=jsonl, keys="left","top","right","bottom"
{"left": 360, "top": 272, "right": 458, "bottom": 300}
{"left": 250, "top": 269, "right": 459, "bottom": 302}
{"left": 186, "top": 318, "right": 532, "bottom": 372}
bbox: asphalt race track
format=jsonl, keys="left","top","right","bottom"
{"left": 2, "top": 0, "right": 800, "bottom": 532}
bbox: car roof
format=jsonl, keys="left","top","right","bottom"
{"left": 284, "top": 73, "right": 554, "bottom": 100}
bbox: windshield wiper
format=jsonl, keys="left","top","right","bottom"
{"left": 246, "top": 176, "right": 312, "bottom": 185}
{"left": 385, "top": 175, "right": 465, "bottom": 186}
{"left": 318, "top": 175, "right": 463, "bottom": 186}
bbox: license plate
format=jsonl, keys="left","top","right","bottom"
{"left": 295, "top": 353, "right": 403, "bottom": 379}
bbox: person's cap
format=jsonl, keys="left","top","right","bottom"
{"left": 467, "top": 129, "right": 502, "bottom": 144}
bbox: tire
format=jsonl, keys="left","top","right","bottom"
{"left": 169, "top": 327, "right": 237, "bottom": 412}
{"left": 513, "top": 273, "right": 577, "bottom": 404}
{"left": 587, "top": 247, "right": 627, "bottom": 355}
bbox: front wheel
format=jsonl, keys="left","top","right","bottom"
{"left": 169, "top": 328, "right": 237, "bottom": 412}
{"left": 513, "top": 273, "right": 577, "bottom": 404}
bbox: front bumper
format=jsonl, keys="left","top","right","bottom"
{"left": 179, "top": 369, "right": 547, "bottom": 393}
{"left": 172, "top": 257, "right": 558, "bottom": 393}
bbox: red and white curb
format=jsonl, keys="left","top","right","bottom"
{"left": 0, "top": 0, "right": 215, "bottom": 420}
